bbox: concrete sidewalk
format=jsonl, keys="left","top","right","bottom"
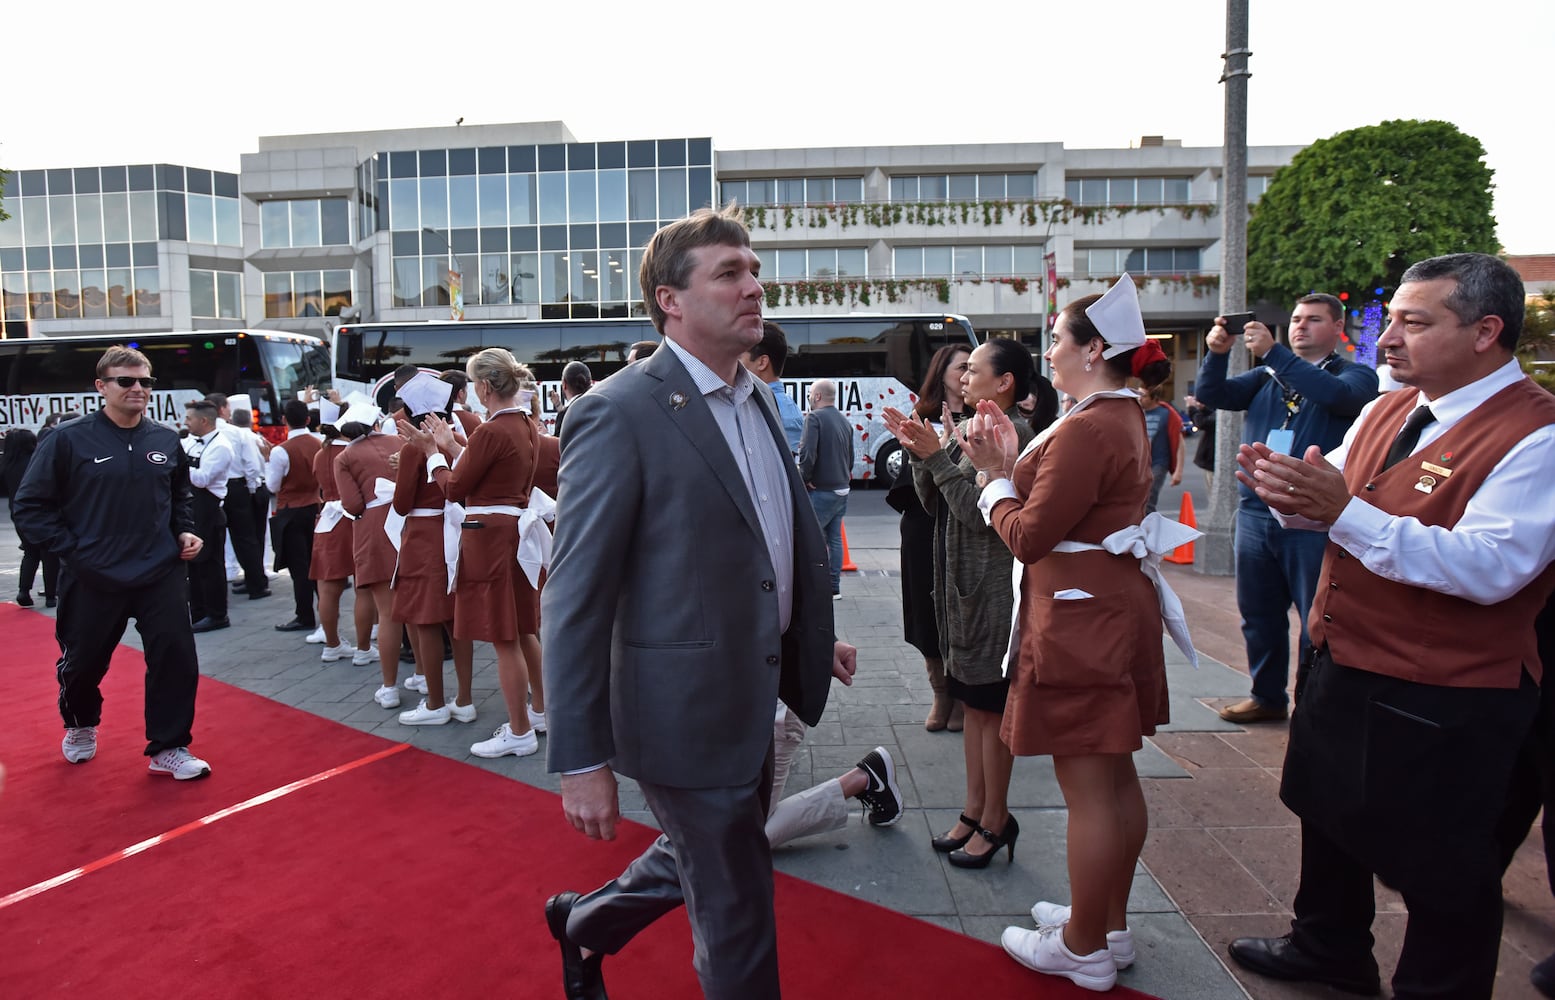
{"left": 4, "top": 499, "right": 1550, "bottom": 998}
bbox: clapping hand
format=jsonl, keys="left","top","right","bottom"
{"left": 396, "top": 414, "right": 438, "bottom": 456}
{"left": 954, "top": 399, "right": 1018, "bottom": 477}
{"left": 881, "top": 406, "right": 941, "bottom": 460}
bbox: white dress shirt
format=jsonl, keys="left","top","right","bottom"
{"left": 1278, "top": 359, "right": 1555, "bottom": 605}
{"left": 185, "top": 430, "right": 236, "bottom": 499}
{"left": 265, "top": 428, "right": 316, "bottom": 493}
{"left": 217, "top": 418, "right": 266, "bottom": 489}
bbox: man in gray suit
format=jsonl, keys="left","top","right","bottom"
{"left": 542, "top": 206, "right": 858, "bottom": 1000}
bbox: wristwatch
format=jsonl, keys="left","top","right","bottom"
{"left": 976, "top": 470, "right": 993, "bottom": 488}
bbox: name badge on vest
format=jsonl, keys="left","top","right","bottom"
{"left": 1420, "top": 461, "right": 1452, "bottom": 478}
{"left": 1265, "top": 428, "right": 1295, "bottom": 455}
{"left": 1414, "top": 475, "right": 1437, "bottom": 494}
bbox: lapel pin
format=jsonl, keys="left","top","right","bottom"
{"left": 669, "top": 391, "right": 688, "bottom": 411}
{"left": 1414, "top": 475, "right": 1436, "bottom": 495}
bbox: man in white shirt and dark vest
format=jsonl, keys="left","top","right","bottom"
{"left": 1227, "top": 252, "right": 1555, "bottom": 998}
{"left": 184, "top": 400, "right": 237, "bottom": 633}
{"left": 266, "top": 399, "right": 322, "bottom": 633}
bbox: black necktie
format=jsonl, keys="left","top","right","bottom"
{"left": 1381, "top": 405, "right": 1435, "bottom": 471}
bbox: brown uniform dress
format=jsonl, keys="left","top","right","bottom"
{"left": 453, "top": 408, "right": 481, "bottom": 438}
{"left": 434, "top": 410, "right": 541, "bottom": 641}
{"left": 987, "top": 396, "right": 1170, "bottom": 757}
{"left": 335, "top": 434, "right": 402, "bottom": 588}
{"left": 309, "top": 440, "right": 355, "bottom": 581}
{"left": 390, "top": 445, "right": 455, "bottom": 625}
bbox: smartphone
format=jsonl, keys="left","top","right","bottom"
{"left": 1222, "top": 311, "right": 1256, "bottom": 337}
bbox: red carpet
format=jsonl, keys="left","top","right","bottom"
{"left": 0, "top": 605, "right": 1158, "bottom": 998}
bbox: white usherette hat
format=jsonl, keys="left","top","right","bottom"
{"left": 1086, "top": 274, "right": 1147, "bottom": 359}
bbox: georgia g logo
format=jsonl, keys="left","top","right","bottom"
{"left": 146, "top": 451, "right": 169, "bottom": 465}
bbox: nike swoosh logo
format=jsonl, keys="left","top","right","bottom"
{"left": 94, "top": 456, "right": 113, "bottom": 464}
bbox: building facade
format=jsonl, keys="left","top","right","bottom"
{"left": 1, "top": 122, "right": 1305, "bottom": 393}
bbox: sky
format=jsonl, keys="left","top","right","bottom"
{"left": 3, "top": 0, "right": 1549, "bottom": 253}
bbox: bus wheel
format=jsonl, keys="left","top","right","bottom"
{"left": 877, "top": 441, "right": 904, "bottom": 487}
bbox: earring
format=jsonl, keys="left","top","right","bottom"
{"left": 1084, "top": 359, "right": 1093, "bottom": 372}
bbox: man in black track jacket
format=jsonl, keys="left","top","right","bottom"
{"left": 13, "top": 346, "right": 213, "bottom": 780}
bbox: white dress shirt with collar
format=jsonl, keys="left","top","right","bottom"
{"left": 185, "top": 430, "right": 236, "bottom": 500}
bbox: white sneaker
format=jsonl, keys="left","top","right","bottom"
{"left": 398, "top": 699, "right": 450, "bottom": 726}
{"left": 352, "top": 645, "right": 379, "bottom": 666}
{"left": 305, "top": 625, "right": 327, "bottom": 644}
{"left": 371, "top": 624, "right": 379, "bottom": 640}
{"left": 321, "top": 641, "right": 354, "bottom": 663}
{"left": 62, "top": 726, "right": 98, "bottom": 764}
{"left": 470, "top": 722, "right": 538, "bottom": 759}
{"left": 373, "top": 684, "right": 401, "bottom": 709}
{"left": 447, "top": 700, "right": 477, "bottom": 723}
{"left": 148, "top": 746, "right": 212, "bottom": 781}
{"left": 404, "top": 673, "right": 428, "bottom": 694}
{"left": 1001, "top": 925, "right": 1117, "bottom": 991}
{"left": 1029, "top": 902, "right": 1135, "bottom": 969}
{"left": 527, "top": 705, "right": 547, "bottom": 734}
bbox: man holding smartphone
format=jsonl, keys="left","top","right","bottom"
{"left": 1195, "top": 295, "right": 1378, "bottom": 722}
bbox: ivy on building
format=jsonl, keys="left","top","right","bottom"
{"left": 739, "top": 199, "right": 1219, "bottom": 232}
{"left": 760, "top": 273, "right": 1218, "bottom": 309}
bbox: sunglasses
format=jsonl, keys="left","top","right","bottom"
{"left": 106, "top": 376, "right": 158, "bottom": 389}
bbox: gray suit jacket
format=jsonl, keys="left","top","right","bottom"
{"left": 542, "top": 345, "right": 837, "bottom": 789}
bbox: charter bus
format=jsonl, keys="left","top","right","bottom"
{"left": 0, "top": 330, "right": 332, "bottom": 444}
{"left": 332, "top": 314, "right": 978, "bottom": 483}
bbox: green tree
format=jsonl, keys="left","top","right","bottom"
{"left": 1521, "top": 289, "right": 1555, "bottom": 393}
{"left": 0, "top": 167, "right": 10, "bottom": 222}
{"left": 1248, "top": 120, "right": 1498, "bottom": 307}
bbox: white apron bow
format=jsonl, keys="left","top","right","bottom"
{"left": 515, "top": 489, "right": 557, "bottom": 590}
{"left": 314, "top": 500, "right": 354, "bottom": 534}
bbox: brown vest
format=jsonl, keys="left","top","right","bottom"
{"left": 274, "top": 434, "right": 322, "bottom": 510}
{"left": 1310, "top": 378, "right": 1555, "bottom": 688}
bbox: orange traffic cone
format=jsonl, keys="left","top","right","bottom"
{"left": 840, "top": 521, "right": 858, "bottom": 572}
{"left": 1164, "top": 492, "right": 1196, "bottom": 565}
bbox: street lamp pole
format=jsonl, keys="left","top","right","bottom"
{"left": 1197, "top": 0, "right": 1251, "bottom": 577}
{"left": 421, "top": 227, "right": 463, "bottom": 321}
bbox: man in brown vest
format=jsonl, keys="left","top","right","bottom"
{"left": 1226, "top": 252, "right": 1555, "bottom": 999}
{"left": 266, "top": 399, "right": 322, "bottom": 633}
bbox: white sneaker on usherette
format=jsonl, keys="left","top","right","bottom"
{"left": 447, "top": 700, "right": 477, "bottom": 723}
{"left": 148, "top": 746, "right": 212, "bottom": 781}
{"left": 1028, "top": 902, "right": 1135, "bottom": 969}
{"left": 526, "top": 705, "right": 547, "bottom": 733}
{"left": 404, "top": 673, "right": 428, "bottom": 694}
{"left": 62, "top": 726, "right": 98, "bottom": 764}
{"left": 304, "top": 625, "right": 327, "bottom": 644}
{"left": 398, "top": 699, "right": 450, "bottom": 725}
{"left": 321, "top": 641, "right": 353, "bottom": 663}
{"left": 1001, "top": 925, "right": 1117, "bottom": 992}
{"left": 373, "top": 685, "right": 401, "bottom": 709}
{"left": 470, "top": 723, "right": 538, "bottom": 759}
{"left": 370, "top": 624, "right": 379, "bottom": 640}
{"left": 352, "top": 645, "right": 379, "bottom": 666}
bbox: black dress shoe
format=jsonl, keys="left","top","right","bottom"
{"left": 1227, "top": 935, "right": 1380, "bottom": 995}
{"left": 247, "top": 589, "right": 272, "bottom": 600}
{"left": 191, "top": 616, "right": 231, "bottom": 633}
{"left": 45, "top": 595, "right": 57, "bottom": 608}
{"left": 931, "top": 813, "right": 980, "bottom": 853}
{"left": 545, "top": 891, "right": 607, "bottom": 1000}
{"left": 948, "top": 814, "right": 1019, "bottom": 868}
{"left": 15, "top": 591, "right": 33, "bottom": 608}
{"left": 275, "top": 618, "right": 314, "bottom": 632}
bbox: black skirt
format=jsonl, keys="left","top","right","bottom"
{"left": 890, "top": 467, "right": 940, "bottom": 659}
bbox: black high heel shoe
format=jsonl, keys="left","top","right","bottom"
{"left": 931, "top": 813, "right": 980, "bottom": 853}
{"left": 947, "top": 815, "right": 1019, "bottom": 869}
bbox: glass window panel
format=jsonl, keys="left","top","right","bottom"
{"left": 447, "top": 148, "right": 476, "bottom": 175}
{"left": 1080, "top": 178, "right": 1107, "bottom": 204}
{"left": 448, "top": 176, "right": 477, "bottom": 229}
{"left": 777, "top": 250, "right": 806, "bottom": 279}
{"left": 287, "top": 200, "right": 319, "bottom": 247}
{"left": 953, "top": 246, "right": 981, "bottom": 275}
{"left": 924, "top": 246, "right": 952, "bottom": 275}
{"left": 132, "top": 242, "right": 157, "bottom": 267}
{"left": 689, "top": 168, "right": 712, "bottom": 212}
{"left": 984, "top": 245, "right": 1013, "bottom": 276}
{"left": 191, "top": 270, "right": 217, "bottom": 317}
{"left": 538, "top": 172, "right": 567, "bottom": 225}
{"left": 80, "top": 268, "right": 108, "bottom": 318}
{"left": 215, "top": 197, "right": 240, "bottom": 245}
{"left": 78, "top": 244, "right": 103, "bottom": 268}
{"left": 889, "top": 176, "right": 915, "bottom": 201}
{"left": 265, "top": 272, "right": 294, "bottom": 318}
{"left": 1008, "top": 173, "right": 1037, "bottom": 199}
{"left": 978, "top": 174, "right": 1005, "bottom": 199}
{"left": 597, "top": 169, "right": 626, "bottom": 222}
{"left": 393, "top": 258, "right": 421, "bottom": 307}
{"left": 948, "top": 175, "right": 976, "bottom": 200}
{"left": 541, "top": 251, "right": 567, "bottom": 303}
{"left": 808, "top": 248, "right": 836, "bottom": 278}
{"left": 628, "top": 248, "right": 645, "bottom": 306}
{"left": 50, "top": 195, "right": 77, "bottom": 244}
{"left": 423, "top": 258, "right": 450, "bottom": 306}
{"left": 480, "top": 254, "right": 508, "bottom": 304}
{"left": 26, "top": 246, "right": 51, "bottom": 269}
{"left": 1125, "top": 249, "right": 1146, "bottom": 272}
{"left": 1065, "top": 178, "right": 1081, "bottom": 203}
{"left": 755, "top": 248, "right": 775, "bottom": 276}
{"left": 569, "top": 170, "right": 597, "bottom": 223}
{"left": 837, "top": 248, "right": 866, "bottom": 277}
{"left": 28, "top": 271, "right": 55, "bottom": 320}
{"left": 603, "top": 249, "right": 628, "bottom": 301}
{"left": 807, "top": 178, "right": 834, "bottom": 203}
{"left": 478, "top": 175, "right": 507, "bottom": 227}
{"left": 658, "top": 168, "right": 687, "bottom": 220}
{"left": 53, "top": 270, "right": 81, "bottom": 318}
{"left": 54, "top": 245, "right": 77, "bottom": 269}
{"left": 746, "top": 179, "right": 773, "bottom": 205}
{"left": 1165, "top": 177, "right": 1190, "bottom": 202}
{"left": 419, "top": 149, "right": 447, "bottom": 177}
{"left": 322, "top": 269, "right": 351, "bottom": 316}
{"left": 508, "top": 174, "right": 536, "bottom": 226}
{"left": 129, "top": 192, "right": 158, "bottom": 243}
{"left": 1135, "top": 177, "right": 1164, "bottom": 204}
{"left": 1176, "top": 247, "right": 1201, "bottom": 271}
{"left": 0, "top": 205, "right": 20, "bottom": 248}
{"left": 720, "top": 180, "right": 746, "bottom": 207}
{"left": 133, "top": 266, "right": 161, "bottom": 317}
{"left": 3, "top": 272, "right": 26, "bottom": 321}
{"left": 107, "top": 267, "right": 133, "bottom": 316}
{"left": 835, "top": 178, "right": 864, "bottom": 202}
{"left": 21, "top": 197, "right": 48, "bottom": 245}
{"left": 777, "top": 178, "right": 805, "bottom": 204}
{"left": 512, "top": 252, "right": 538, "bottom": 304}
{"left": 187, "top": 193, "right": 215, "bottom": 244}
{"left": 419, "top": 177, "right": 449, "bottom": 230}
{"left": 570, "top": 250, "right": 600, "bottom": 304}
{"left": 1013, "top": 245, "right": 1042, "bottom": 274}
{"left": 321, "top": 199, "right": 350, "bottom": 244}
{"left": 217, "top": 271, "right": 243, "bottom": 319}
{"left": 1109, "top": 178, "right": 1135, "bottom": 204}
{"left": 75, "top": 193, "right": 104, "bottom": 244}
{"left": 389, "top": 179, "right": 419, "bottom": 230}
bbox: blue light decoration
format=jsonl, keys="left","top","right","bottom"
{"left": 127, "top": 341, "right": 140, "bottom": 349}
{"left": 1356, "top": 298, "right": 1384, "bottom": 367}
